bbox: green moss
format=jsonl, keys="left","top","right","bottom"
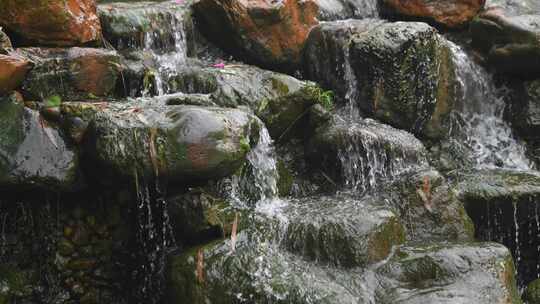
{"left": 270, "top": 77, "right": 290, "bottom": 95}
{"left": 368, "top": 217, "right": 405, "bottom": 263}
{"left": 239, "top": 136, "right": 250, "bottom": 154}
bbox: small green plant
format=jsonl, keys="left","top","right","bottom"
{"left": 307, "top": 86, "right": 334, "bottom": 111}
{"left": 317, "top": 90, "right": 334, "bottom": 111}
{"left": 43, "top": 95, "right": 62, "bottom": 108}
{"left": 239, "top": 137, "right": 250, "bottom": 154}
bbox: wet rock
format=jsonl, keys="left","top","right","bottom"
{"left": 380, "top": 0, "right": 486, "bottom": 28}
{"left": 509, "top": 79, "right": 540, "bottom": 140}
{"left": 387, "top": 169, "right": 475, "bottom": 243}
{"left": 525, "top": 278, "right": 540, "bottom": 304}
{"left": 167, "top": 232, "right": 363, "bottom": 304}
{"left": 470, "top": 10, "right": 540, "bottom": 78}
{"left": 282, "top": 193, "right": 405, "bottom": 268}
{"left": 0, "top": 93, "right": 80, "bottom": 191}
{"left": 316, "top": 0, "right": 380, "bottom": 21}
{"left": 167, "top": 235, "right": 520, "bottom": 303}
{"left": 307, "top": 114, "right": 429, "bottom": 190}
{"left": 0, "top": 28, "right": 13, "bottom": 54}
{"left": 304, "top": 20, "right": 455, "bottom": 139}
{"left": 485, "top": 0, "right": 540, "bottom": 16}
{"left": 193, "top": 0, "right": 319, "bottom": 70}
{"left": 374, "top": 243, "right": 522, "bottom": 304}
{"left": 303, "top": 19, "right": 385, "bottom": 103}
{"left": 0, "top": 54, "right": 30, "bottom": 95}
{"left": 349, "top": 21, "right": 455, "bottom": 138}
{"left": 17, "top": 47, "right": 123, "bottom": 101}
{"left": 457, "top": 169, "right": 540, "bottom": 282}
{"left": 172, "top": 62, "right": 322, "bottom": 140}
{"left": 0, "top": 0, "right": 101, "bottom": 47}
{"left": 98, "top": 1, "right": 194, "bottom": 53}
{"left": 85, "top": 103, "right": 260, "bottom": 184}
{"left": 457, "top": 169, "right": 540, "bottom": 206}
{"left": 168, "top": 189, "right": 243, "bottom": 245}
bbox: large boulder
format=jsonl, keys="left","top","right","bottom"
{"left": 349, "top": 22, "right": 455, "bottom": 138}
{"left": 0, "top": 54, "right": 30, "bottom": 95}
{"left": 380, "top": 0, "right": 486, "bottom": 28}
{"left": 17, "top": 48, "right": 124, "bottom": 101}
{"left": 193, "top": 0, "right": 319, "bottom": 70}
{"left": 0, "top": 0, "right": 101, "bottom": 47}
{"left": 84, "top": 102, "right": 261, "bottom": 184}
{"left": 0, "top": 94, "right": 80, "bottom": 191}
{"left": 470, "top": 10, "right": 540, "bottom": 78}
{"left": 304, "top": 20, "right": 455, "bottom": 139}
{"left": 98, "top": 1, "right": 195, "bottom": 53}
{"left": 303, "top": 19, "right": 385, "bottom": 104}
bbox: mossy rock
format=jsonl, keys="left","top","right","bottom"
{"left": 375, "top": 243, "right": 522, "bottom": 303}
{"left": 282, "top": 193, "right": 405, "bottom": 268}
{"left": 18, "top": 47, "right": 124, "bottom": 101}
{"left": 350, "top": 21, "right": 455, "bottom": 139}
{"left": 388, "top": 169, "right": 476, "bottom": 243}
{"left": 306, "top": 114, "right": 428, "bottom": 190}
{"left": 85, "top": 103, "right": 261, "bottom": 184}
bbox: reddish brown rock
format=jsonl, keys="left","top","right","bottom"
{"left": 17, "top": 47, "right": 123, "bottom": 100}
{"left": 194, "top": 0, "right": 319, "bottom": 70}
{"left": 381, "top": 0, "right": 486, "bottom": 28}
{"left": 0, "top": 0, "right": 101, "bottom": 46}
{"left": 0, "top": 54, "right": 30, "bottom": 95}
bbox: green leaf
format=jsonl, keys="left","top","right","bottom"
{"left": 43, "top": 95, "right": 62, "bottom": 108}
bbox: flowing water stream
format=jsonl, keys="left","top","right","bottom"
{"left": 446, "top": 41, "right": 533, "bottom": 170}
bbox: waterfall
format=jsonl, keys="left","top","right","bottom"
{"left": 447, "top": 41, "right": 533, "bottom": 170}
{"left": 222, "top": 125, "right": 281, "bottom": 210}
{"left": 129, "top": 169, "right": 175, "bottom": 303}
{"left": 342, "top": 45, "right": 361, "bottom": 120}
{"left": 335, "top": 119, "right": 428, "bottom": 193}
{"left": 141, "top": 15, "right": 188, "bottom": 96}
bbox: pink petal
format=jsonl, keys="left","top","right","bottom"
{"left": 212, "top": 62, "right": 225, "bottom": 68}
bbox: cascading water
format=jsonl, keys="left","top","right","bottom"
{"left": 336, "top": 119, "right": 429, "bottom": 193}
{"left": 141, "top": 20, "right": 189, "bottom": 96}
{"left": 223, "top": 125, "right": 281, "bottom": 209}
{"left": 342, "top": 46, "right": 361, "bottom": 120}
{"left": 446, "top": 41, "right": 533, "bottom": 170}
{"left": 130, "top": 172, "right": 176, "bottom": 304}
